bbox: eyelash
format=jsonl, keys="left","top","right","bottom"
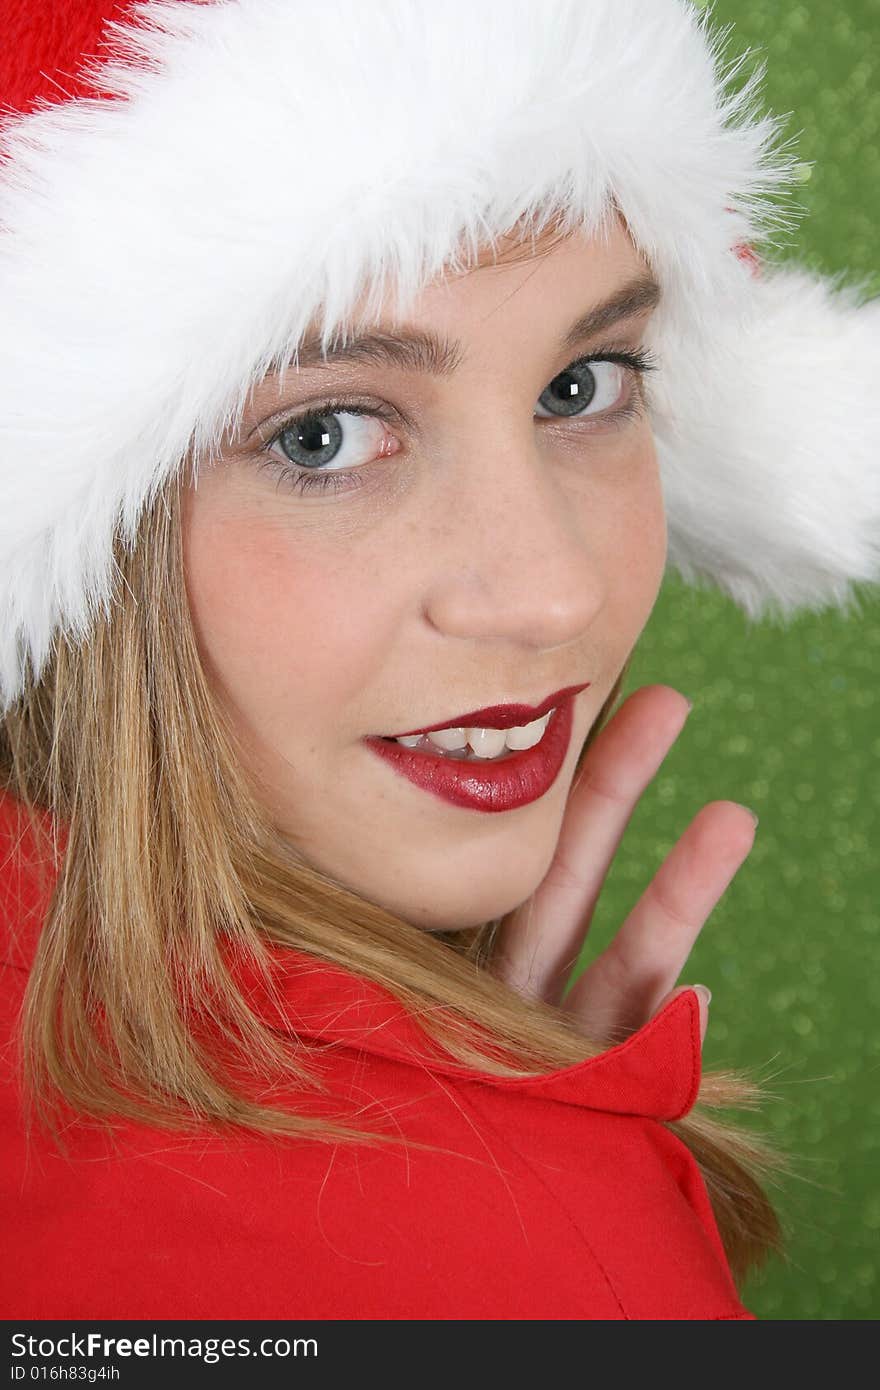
{"left": 259, "top": 345, "right": 658, "bottom": 498}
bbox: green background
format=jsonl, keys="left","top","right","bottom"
{"left": 570, "top": 0, "right": 880, "bottom": 1321}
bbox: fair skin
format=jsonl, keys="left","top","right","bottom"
{"left": 182, "top": 216, "right": 757, "bottom": 1046}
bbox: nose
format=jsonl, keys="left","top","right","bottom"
{"left": 420, "top": 422, "right": 606, "bottom": 651}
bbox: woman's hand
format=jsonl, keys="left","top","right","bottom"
{"left": 491, "top": 685, "right": 758, "bottom": 1048}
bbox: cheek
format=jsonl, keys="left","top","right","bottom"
{"left": 182, "top": 502, "right": 384, "bottom": 732}
{"left": 575, "top": 434, "right": 667, "bottom": 614}
{"left": 617, "top": 453, "right": 667, "bottom": 588}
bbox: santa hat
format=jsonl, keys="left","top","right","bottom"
{"left": 1, "top": 0, "right": 878, "bottom": 715}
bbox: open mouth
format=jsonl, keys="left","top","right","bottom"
{"left": 363, "top": 699, "right": 577, "bottom": 814}
{"left": 379, "top": 709, "right": 553, "bottom": 763}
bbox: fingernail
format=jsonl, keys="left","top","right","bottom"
{"left": 741, "top": 805, "right": 760, "bottom": 827}
{"left": 684, "top": 697, "right": 694, "bottom": 713}
{"left": 692, "top": 984, "right": 712, "bottom": 1007}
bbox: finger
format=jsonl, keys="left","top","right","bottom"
{"left": 492, "top": 684, "right": 692, "bottom": 1006}
{"left": 562, "top": 800, "right": 756, "bottom": 1042}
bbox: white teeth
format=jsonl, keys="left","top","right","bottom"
{"left": 393, "top": 709, "right": 554, "bottom": 759}
{"left": 504, "top": 710, "right": 552, "bottom": 749}
{"left": 426, "top": 726, "right": 468, "bottom": 751}
{"left": 466, "top": 727, "right": 508, "bottom": 759}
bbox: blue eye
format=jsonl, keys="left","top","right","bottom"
{"left": 537, "top": 357, "right": 626, "bottom": 418}
{"left": 271, "top": 405, "right": 395, "bottom": 474}
{"left": 260, "top": 345, "right": 658, "bottom": 497}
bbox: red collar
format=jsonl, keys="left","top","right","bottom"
{"left": 224, "top": 940, "right": 702, "bottom": 1123}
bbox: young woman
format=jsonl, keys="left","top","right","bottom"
{"left": 1, "top": 0, "right": 877, "bottom": 1320}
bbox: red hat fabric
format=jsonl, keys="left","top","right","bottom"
{"left": 2, "top": 0, "right": 129, "bottom": 113}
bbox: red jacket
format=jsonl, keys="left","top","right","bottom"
{"left": 0, "top": 793, "right": 753, "bottom": 1320}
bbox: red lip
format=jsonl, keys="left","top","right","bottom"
{"left": 388, "top": 682, "right": 590, "bottom": 737}
{"left": 363, "top": 688, "right": 584, "bottom": 813}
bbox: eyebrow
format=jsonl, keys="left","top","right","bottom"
{"left": 289, "top": 271, "right": 662, "bottom": 377}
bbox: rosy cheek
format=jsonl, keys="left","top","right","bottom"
{"left": 186, "top": 516, "right": 287, "bottom": 671}
{"left": 184, "top": 507, "right": 383, "bottom": 732}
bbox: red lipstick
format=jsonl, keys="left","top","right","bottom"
{"left": 388, "top": 682, "right": 591, "bottom": 738}
{"left": 363, "top": 685, "right": 589, "bottom": 813}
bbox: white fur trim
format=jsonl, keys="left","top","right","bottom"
{"left": 655, "top": 262, "right": 880, "bottom": 621}
{"left": 0, "top": 0, "right": 870, "bottom": 714}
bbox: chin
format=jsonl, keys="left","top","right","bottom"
{"left": 382, "top": 834, "right": 559, "bottom": 933}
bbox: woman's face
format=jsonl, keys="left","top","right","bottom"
{"left": 181, "top": 217, "right": 667, "bottom": 930}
